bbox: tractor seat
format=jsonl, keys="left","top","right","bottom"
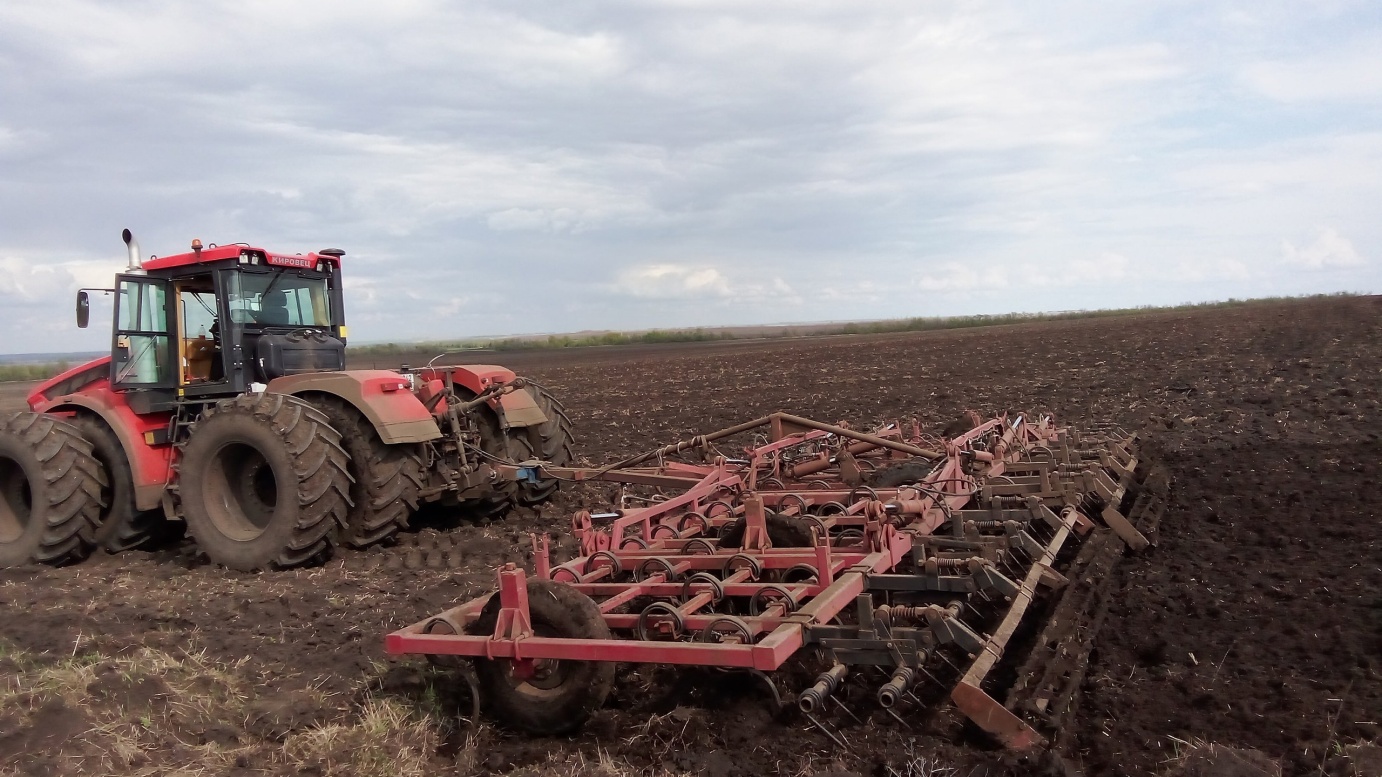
{"left": 184, "top": 336, "right": 218, "bottom": 381}
{"left": 257, "top": 289, "right": 292, "bottom": 326}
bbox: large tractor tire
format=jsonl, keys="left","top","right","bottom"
{"left": 177, "top": 393, "right": 351, "bottom": 571}
{"left": 0, "top": 412, "right": 105, "bottom": 567}
{"left": 462, "top": 382, "right": 575, "bottom": 519}
{"left": 313, "top": 397, "right": 423, "bottom": 548}
{"left": 70, "top": 415, "right": 171, "bottom": 553}
{"left": 462, "top": 405, "right": 521, "bottom": 521}
{"left": 507, "top": 383, "right": 575, "bottom": 506}
{"left": 470, "top": 579, "right": 615, "bottom": 735}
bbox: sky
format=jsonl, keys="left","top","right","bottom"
{"left": 1, "top": 1, "right": 1379, "bottom": 353}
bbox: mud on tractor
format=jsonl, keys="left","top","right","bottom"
{"left": 0, "top": 230, "right": 573, "bottom": 571}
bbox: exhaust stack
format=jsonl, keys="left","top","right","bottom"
{"left": 122, "top": 228, "right": 145, "bottom": 273}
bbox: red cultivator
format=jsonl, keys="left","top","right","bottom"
{"left": 387, "top": 411, "right": 1162, "bottom": 750}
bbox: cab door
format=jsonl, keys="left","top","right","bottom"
{"left": 111, "top": 275, "right": 176, "bottom": 389}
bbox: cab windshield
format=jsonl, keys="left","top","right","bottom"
{"left": 228, "top": 271, "right": 332, "bottom": 327}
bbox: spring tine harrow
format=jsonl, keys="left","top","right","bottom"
{"left": 387, "top": 410, "right": 1163, "bottom": 753}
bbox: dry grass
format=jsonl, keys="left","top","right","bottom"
{"left": 279, "top": 697, "right": 438, "bottom": 777}
{"left": 1159, "top": 737, "right": 1283, "bottom": 777}
{"left": 0, "top": 640, "right": 452, "bottom": 777}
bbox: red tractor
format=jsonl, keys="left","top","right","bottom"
{"left": 0, "top": 231, "right": 573, "bottom": 570}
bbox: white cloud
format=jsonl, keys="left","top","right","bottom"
{"left": 609, "top": 263, "right": 803, "bottom": 309}
{"left": 1242, "top": 35, "right": 1382, "bottom": 103}
{"left": 486, "top": 208, "right": 585, "bottom": 233}
{"left": 1281, "top": 228, "right": 1366, "bottom": 270}
{"left": 613, "top": 264, "right": 733, "bottom": 299}
{"left": 1020, "top": 253, "right": 1131, "bottom": 287}
{"left": 0, "top": 258, "right": 78, "bottom": 303}
{"left": 1163, "top": 258, "right": 1252, "bottom": 283}
{"left": 916, "top": 263, "right": 1009, "bottom": 292}
{"left": 432, "top": 296, "right": 473, "bottom": 318}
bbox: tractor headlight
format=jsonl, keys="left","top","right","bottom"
{"left": 239, "top": 251, "right": 250, "bottom": 264}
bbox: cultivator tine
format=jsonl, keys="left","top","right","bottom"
{"left": 804, "top": 711, "right": 851, "bottom": 749}
{"left": 884, "top": 705, "right": 913, "bottom": 730}
{"left": 388, "top": 410, "right": 1152, "bottom": 755}
{"left": 831, "top": 694, "right": 864, "bottom": 725}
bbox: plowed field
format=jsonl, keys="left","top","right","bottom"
{"left": 1, "top": 296, "right": 1379, "bottom": 777}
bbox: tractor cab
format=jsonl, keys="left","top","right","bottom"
{"left": 86, "top": 233, "right": 348, "bottom": 408}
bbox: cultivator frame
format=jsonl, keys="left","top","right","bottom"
{"left": 387, "top": 410, "right": 1158, "bottom": 750}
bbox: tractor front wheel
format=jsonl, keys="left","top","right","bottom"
{"left": 178, "top": 394, "right": 351, "bottom": 571}
{"left": 470, "top": 579, "right": 615, "bottom": 735}
{"left": 0, "top": 413, "right": 105, "bottom": 567}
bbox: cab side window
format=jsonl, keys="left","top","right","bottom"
{"left": 113, "top": 278, "right": 173, "bottom": 386}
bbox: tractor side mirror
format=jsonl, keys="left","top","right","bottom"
{"left": 76, "top": 291, "right": 90, "bottom": 329}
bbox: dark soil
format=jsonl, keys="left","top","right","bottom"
{"left": 1, "top": 295, "right": 1379, "bottom": 776}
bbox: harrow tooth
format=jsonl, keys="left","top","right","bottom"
{"left": 883, "top": 705, "right": 913, "bottom": 729}
{"left": 804, "top": 711, "right": 851, "bottom": 750}
{"left": 386, "top": 410, "right": 1152, "bottom": 754}
{"left": 830, "top": 694, "right": 865, "bottom": 725}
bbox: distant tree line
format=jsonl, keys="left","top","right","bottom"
{"left": 349, "top": 293, "right": 1359, "bottom": 358}
{"left": 0, "top": 362, "right": 69, "bottom": 383}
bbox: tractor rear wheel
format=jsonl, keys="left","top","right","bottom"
{"left": 0, "top": 412, "right": 105, "bottom": 567}
{"left": 508, "top": 383, "right": 575, "bottom": 506}
{"left": 463, "top": 405, "right": 521, "bottom": 520}
{"left": 470, "top": 579, "right": 615, "bottom": 735}
{"left": 313, "top": 397, "right": 423, "bottom": 548}
{"left": 71, "top": 415, "right": 171, "bottom": 553}
{"left": 471, "top": 383, "right": 574, "bottom": 512}
{"left": 462, "top": 382, "right": 575, "bottom": 520}
{"left": 178, "top": 394, "right": 351, "bottom": 571}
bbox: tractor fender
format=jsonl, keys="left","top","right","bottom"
{"left": 33, "top": 390, "right": 176, "bottom": 512}
{"left": 267, "top": 371, "right": 442, "bottom": 444}
{"left": 419, "top": 365, "right": 547, "bottom": 428}
{"left": 27, "top": 357, "right": 111, "bottom": 411}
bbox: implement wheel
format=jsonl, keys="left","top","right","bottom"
{"left": 0, "top": 412, "right": 105, "bottom": 567}
{"left": 470, "top": 579, "right": 614, "bottom": 735}
{"left": 71, "top": 415, "right": 171, "bottom": 553}
{"left": 313, "top": 397, "right": 423, "bottom": 548}
{"left": 178, "top": 394, "right": 351, "bottom": 571}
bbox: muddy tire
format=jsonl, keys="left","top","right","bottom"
{"left": 717, "top": 513, "right": 815, "bottom": 549}
{"left": 505, "top": 384, "right": 575, "bottom": 506}
{"left": 177, "top": 393, "right": 351, "bottom": 571}
{"left": 313, "top": 397, "right": 423, "bottom": 548}
{"left": 464, "top": 405, "right": 521, "bottom": 520}
{"left": 463, "top": 382, "right": 575, "bottom": 519}
{"left": 470, "top": 579, "right": 615, "bottom": 735}
{"left": 0, "top": 412, "right": 105, "bottom": 567}
{"left": 70, "top": 415, "right": 171, "bottom": 553}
